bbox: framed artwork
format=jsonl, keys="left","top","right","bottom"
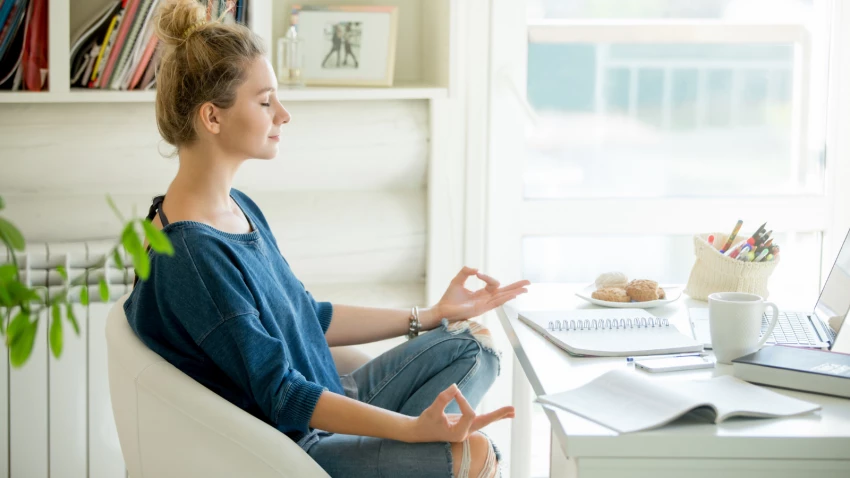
{"left": 291, "top": 5, "right": 399, "bottom": 86}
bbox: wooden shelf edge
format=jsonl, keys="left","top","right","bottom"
{"left": 0, "top": 84, "right": 447, "bottom": 104}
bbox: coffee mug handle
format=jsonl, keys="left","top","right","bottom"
{"left": 757, "top": 302, "right": 780, "bottom": 348}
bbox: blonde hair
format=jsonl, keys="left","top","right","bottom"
{"left": 154, "top": 0, "right": 265, "bottom": 149}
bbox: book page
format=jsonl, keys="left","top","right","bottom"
{"left": 676, "top": 375, "right": 821, "bottom": 422}
{"left": 537, "top": 369, "right": 704, "bottom": 433}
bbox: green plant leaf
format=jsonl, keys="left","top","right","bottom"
{"left": 99, "top": 279, "right": 109, "bottom": 303}
{"left": 6, "top": 311, "right": 27, "bottom": 344}
{"left": 123, "top": 223, "right": 151, "bottom": 279}
{"left": 106, "top": 194, "right": 126, "bottom": 223}
{"left": 112, "top": 249, "right": 124, "bottom": 268}
{"left": 80, "top": 286, "right": 89, "bottom": 306}
{"left": 122, "top": 223, "right": 144, "bottom": 263}
{"left": 121, "top": 222, "right": 140, "bottom": 255}
{"left": 7, "top": 282, "right": 40, "bottom": 304}
{"left": 142, "top": 220, "right": 174, "bottom": 255}
{"left": 121, "top": 222, "right": 150, "bottom": 280}
{"left": 0, "top": 217, "right": 25, "bottom": 251}
{"left": 134, "top": 251, "right": 150, "bottom": 279}
{"left": 50, "top": 304, "right": 63, "bottom": 358}
{"left": 0, "top": 264, "right": 16, "bottom": 282}
{"left": 0, "top": 288, "right": 11, "bottom": 308}
{"left": 55, "top": 266, "right": 68, "bottom": 281}
{"left": 10, "top": 320, "right": 37, "bottom": 368}
{"left": 0, "top": 195, "right": 5, "bottom": 210}
{"left": 65, "top": 304, "right": 80, "bottom": 335}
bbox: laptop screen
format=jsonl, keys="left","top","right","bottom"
{"left": 814, "top": 229, "right": 850, "bottom": 353}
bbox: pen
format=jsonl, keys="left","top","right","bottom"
{"left": 755, "top": 230, "right": 772, "bottom": 248}
{"left": 730, "top": 244, "right": 751, "bottom": 259}
{"left": 626, "top": 352, "right": 709, "bottom": 362}
{"left": 724, "top": 239, "right": 747, "bottom": 256}
{"left": 719, "top": 220, "right": 743, "bottom": 253}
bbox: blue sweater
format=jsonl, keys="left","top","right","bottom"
{"left": 124, "top": 189, "right": 342, "bottom": 443}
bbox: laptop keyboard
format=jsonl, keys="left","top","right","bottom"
{"left": 762, "top": 312, "right": 818, "bottom": 346}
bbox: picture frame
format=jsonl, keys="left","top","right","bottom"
{"left": 290, "top": 5, "right": 399, "bottom": 87}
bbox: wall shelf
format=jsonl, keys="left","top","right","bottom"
{"left": 0, "top": 83, "right": 446, "bottom": 103}
{"left": 0, "top": 0, "right": 452, "bottom": 104}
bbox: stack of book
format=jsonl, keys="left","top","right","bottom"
{"left": 0, "top": 0, "right": 49, "bottom": 91}
{"left": 70, "top": 0, "right": 250, "bottom": 91}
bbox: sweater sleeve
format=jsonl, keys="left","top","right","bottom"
{"left": 305, "top": 290, "right": 334, "bottom": 334}
{"left": 199, "top": 314, "right": 328, "bottom": 434}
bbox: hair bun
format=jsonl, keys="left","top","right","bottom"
{"left": 155, "top": 0, "right": 207, "bottom": 46}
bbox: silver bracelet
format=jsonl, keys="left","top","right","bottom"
{"left": 407, "top": 306, "right": 421, "bottom": 340}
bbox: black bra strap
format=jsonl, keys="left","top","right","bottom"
{"left": 149, "top": 195, "right": 169, "bottom": 227}
{"left": 134, "top": 195, "right": 166, "bottom": 287}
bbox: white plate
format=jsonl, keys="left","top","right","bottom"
{"left": 575, "top": 283, "right": 682, "bottom": 308}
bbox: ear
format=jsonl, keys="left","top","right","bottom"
{"left": 198, "top": 102, "right": 222, "bottom": 135}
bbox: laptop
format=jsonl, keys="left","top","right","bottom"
{"left": 690, "top": 228, "right": 850, "bottom": 350}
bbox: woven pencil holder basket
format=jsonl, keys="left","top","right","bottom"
{"left": 684, "top": 233, "right": 780, "bottom": 301}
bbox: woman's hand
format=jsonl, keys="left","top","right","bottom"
{"left": 406, "top": 384, "right": 515, "bottom": 443}
{"left": 432, "top": 266, "right": 530, "bottom": 325}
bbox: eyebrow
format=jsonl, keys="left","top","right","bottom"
{"left": 256, "top": 87, "right": 276, "bottom": 95}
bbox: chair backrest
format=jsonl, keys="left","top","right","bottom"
{"left": 106, "top": 293, "right": 330, "bottom": 478}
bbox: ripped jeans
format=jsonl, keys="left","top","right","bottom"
{"left": 301, "top": 318, "right": 503, "bottom": 477}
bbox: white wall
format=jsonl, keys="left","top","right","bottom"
{"left": 0, "top": 99, "right": 428, "bottom": 317}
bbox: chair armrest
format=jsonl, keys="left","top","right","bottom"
{"left": 330, "top": 346, "right": 372, "bottom": 375}
{"left": 132, "top": 361, "right": 330, "bottom": 478}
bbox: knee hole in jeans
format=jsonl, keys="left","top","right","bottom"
{"left": 450, "top": 432, "right": 498, "bottom": 478}
{"left": 445, "top": 321, "right": 500, "bottom": 358}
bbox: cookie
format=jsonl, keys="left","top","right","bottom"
{"left": 626, "top": 279, "right": 660, "bottom": 302}
{"left": 592, "top": 287, "right": 631, "bottom": 303}
{"left": 657, "top": 287, "right": 666, "bottom": 300}
{"left": 594, "top": 271, "right": 628, "bottom": 290}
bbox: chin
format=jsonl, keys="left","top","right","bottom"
{"left": 253, "top": 147, "right": 279, "bottom": 160}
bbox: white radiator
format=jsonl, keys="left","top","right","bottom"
{"left": 1, "top": 240, "right": 130, "bottom": 478}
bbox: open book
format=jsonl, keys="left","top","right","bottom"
{"left": 519, "top": 309, "right": 703, "bottom": 357}
{"left": 537, "top": 369, "right": 821, "bottom": 433}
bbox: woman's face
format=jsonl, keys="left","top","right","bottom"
{"left": 216, "top": 57, "right": 289, "bottom": 160}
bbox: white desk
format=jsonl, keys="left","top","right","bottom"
{"left": 497, "top": 283, "right": 850, "bottom": 478}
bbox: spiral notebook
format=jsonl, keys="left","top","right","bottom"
{"left": 518, "top": 309, "right": 703, "bottom": 357}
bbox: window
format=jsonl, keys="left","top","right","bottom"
{"left": 485, "top": 1, "right": 842, "bottom": 477}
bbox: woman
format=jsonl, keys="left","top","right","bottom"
{"left": 124, "top": 1, "right": 529, "bottom": 476}
{"left": 321, "top": 24, "right": 344, "bottom": 68}
{"left": 342, "top": 22, "right": 359, "bottom": 68}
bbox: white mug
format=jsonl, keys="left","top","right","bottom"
{"left": 708, "top": 292, "right": 779, "bottom": 364}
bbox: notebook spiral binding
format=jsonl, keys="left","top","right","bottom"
{"left": 547, "top": 317, "right": 670, "bottom": 332}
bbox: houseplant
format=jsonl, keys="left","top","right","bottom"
{"left": 0, "top": 195, "right": 173, "bottom": 367}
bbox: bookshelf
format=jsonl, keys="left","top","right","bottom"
{"left": 0, "top": 0, "right": 453, "bottom": 103}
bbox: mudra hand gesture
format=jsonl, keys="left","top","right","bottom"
{"left": 409, "top": 383, "right": 515, "bottom": 443}
{"left": 434, "top": 266, "right": 530, "bottom": 325}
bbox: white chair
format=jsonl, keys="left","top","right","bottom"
{"left": 106, "top": 293, "right": 372, "bottom": 478}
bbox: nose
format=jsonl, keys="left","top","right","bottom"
{"left": 275, "top": 102, "right": 291, "bottom": 125}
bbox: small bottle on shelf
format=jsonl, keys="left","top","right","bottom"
{"left": 277, "top": 24, "right": 304, "bottom": 88}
